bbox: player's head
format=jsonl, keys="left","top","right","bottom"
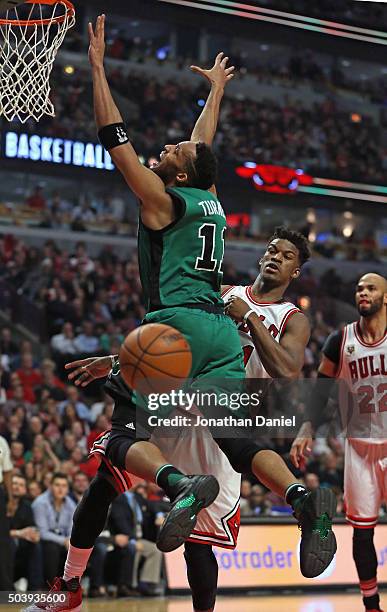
{"left": 151, "top": 141, "right": 217, "bottom": 189}
{"left": 355, "top": 273, "right": 387, "bottom": 318}
{"left": 259, "top": 226, "right": 311, "bottom": 287}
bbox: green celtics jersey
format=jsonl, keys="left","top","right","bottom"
{"left": 138, "top": 187, "right": 226, "bottom": 310}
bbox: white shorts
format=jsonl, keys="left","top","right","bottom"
{"left": 152, "top": 427, "right": 241, "bottom": 549}
{"left": 344, "top": 439, "right": 387, "bottom": 528}
{"left": 91, "top": 426, "right": 242, "bottom": 550}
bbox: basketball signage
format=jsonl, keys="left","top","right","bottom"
{"left": 2, "top": 131, "right": 114, "bottom": 171}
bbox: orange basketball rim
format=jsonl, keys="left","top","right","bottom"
{"left": 0, "top": 0, "right": 76, "bottom": 122}
{"left": 0, "top": 0, "right": 75, "bottom": 26}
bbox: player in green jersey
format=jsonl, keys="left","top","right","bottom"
{"left": 87, "top": 14, "right": 336, "bottom": 571}
{"left": 25, "top": 20, "right": 336, "bottom": 612}
{"left": 138, "top": 187, "right": 226, "bottom": 310}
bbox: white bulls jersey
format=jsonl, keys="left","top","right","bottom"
{"left": 337, "top": 322, "right": 387, "bottom": 529}
{"left": 153, "top": 286, "right": 300, "bottom": 549}
{"left": 222, "top": 284, "right": 300, "bottom": 378}
{"left": 338, "top": 321, "right": 387, "bottom": 443}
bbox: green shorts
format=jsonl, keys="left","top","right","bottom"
{"left": 144, "top": 306, "right": 245, "bottom": 381}
{"left": 110, "top": 307, "right": 249, "bottom": 438}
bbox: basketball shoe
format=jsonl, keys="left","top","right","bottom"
{"left": 156, "top": 474, "right": 220, "bottom": 552}
{"left": 23, "top": 577, "right": 82, "bottom": 612}
{"left": 293, "top": 487, "right": 337, "bottom": 578}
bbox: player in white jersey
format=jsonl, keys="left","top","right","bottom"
{"left": 222, "top": 284, "right": 301, "bottom": 379}
{"left": 291, "top": 273, "right": 387, "bottom": 612}
{"left": 156, "top": 228, "right": 307, "bottom": 551}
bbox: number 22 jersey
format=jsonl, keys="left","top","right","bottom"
{"left": 326, "top": 321, "right": 387, "bottom": 442}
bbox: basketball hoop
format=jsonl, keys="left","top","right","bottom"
{"left": 0, "top": 0, "right": 75, "bottom": 123}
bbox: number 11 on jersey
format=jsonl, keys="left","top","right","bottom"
{"left": 195, "top": 223, "right": 226, "bottom": 274}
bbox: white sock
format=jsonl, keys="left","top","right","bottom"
{"left": 63, "top": 544, "right": 93, "bottom": 582}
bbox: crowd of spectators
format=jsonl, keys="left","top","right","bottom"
{"left": 7, "top": 47, "right": 386, "bottom": 185}
{"left": 0, "top": 268, "right": 168, "bottom": 595}
{"left": 6, "top": 469, "right": 169, "bottom": 596}
{"left": 100, "top": 28, "right": 387, "bottom": 108}
{"left": 17, "top": 186, "right": 137, "bottom": 236}
{"left": 232, "top": 49, "right": 387, "bottom": 107}
{"left": 101, "top": 35, "right": 387, "bottom": 107}
{"left": 108, "top": 70, "right": 385, "bottom": 183}
{"left": 0, "top": 234, "right": 385, "bottom": 593}
{"left": 0, "top": 233, "right": 368, "bottom": 349}
{"left": 10, "top": 183, "right": 384, "bottom": 263}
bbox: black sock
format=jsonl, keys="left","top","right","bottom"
{"left": 363, "top": 594, "right": 380, "bottom": 610}
{"left": 156, "top": 464, "right": 186, "bottom": 500}
{"left": 285, "top": 483, "right": 308, "bottom": 508}
{"left": 354, "top": 527, "right": 379, "bottom": 610}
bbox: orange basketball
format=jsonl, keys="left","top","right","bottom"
{"left": 119, "top": 323, "right": 192, "bottom": 394}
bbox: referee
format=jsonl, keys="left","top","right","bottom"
{"left": 0, "top": 434, "right": 16, "bottom": 590}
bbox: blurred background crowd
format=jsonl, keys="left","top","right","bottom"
{"left": 10, "top": 54, "right": 387, "bottom": 182}
{"left": 1, "top": 16, "right": 385, "bottom": 258}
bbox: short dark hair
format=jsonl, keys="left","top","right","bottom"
{"left": 52, "top": 472, "right": 68, "bottom": 484}
{"left": 268, "top": 226, "right": 311, "bottom": 266}
{"left": 186, "top": 142, "right": 218, "bottom": 190}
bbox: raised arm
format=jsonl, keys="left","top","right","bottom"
{"left": 190, "top": 52, "right": 235, "bottom": 146}
{"left": 89, "top": 15, "right": 173, "bottom": 230}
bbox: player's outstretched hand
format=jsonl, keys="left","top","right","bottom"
{"left": 290, "top": 422, "right": 314, "bottom": 470}
{"left": 65, "top": 355, "right": 113, "bottom": 387}
{"left": 88, "top": 14, "right": 106, "bottom": 68}
{"left": 190, "top": 52, "right": 235, "bottom": 89}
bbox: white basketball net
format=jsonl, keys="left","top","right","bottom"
{"left": 0, "top": 1, "right": 75, "bottom": 122}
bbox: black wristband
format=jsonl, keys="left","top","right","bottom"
{"left": 98, "top": 123, "right": 129, "bottom": 151}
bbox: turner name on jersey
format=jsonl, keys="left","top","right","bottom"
{"left": 222, "top": 285, "right": 300, "bottom": 379}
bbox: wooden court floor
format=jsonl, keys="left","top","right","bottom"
{"left": 1, "top": 592, "right": 385, "bottom": 612}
